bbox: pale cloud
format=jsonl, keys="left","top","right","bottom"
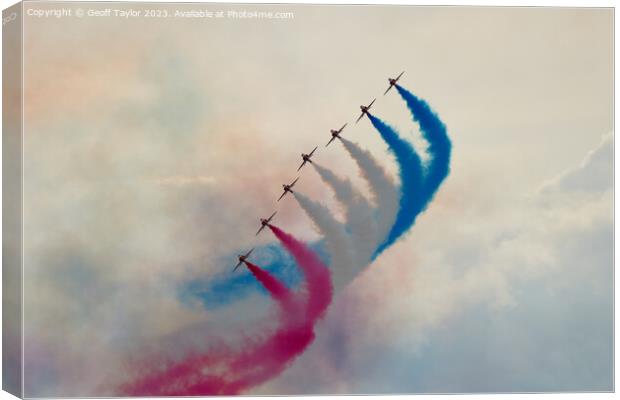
{"left": 150, "top": 175, "right": 217, "bottom": 187}
{"left": 18, "top": 3, "right": 612, "bottom": 396}
{"left": 256, "top": 132, "right": 613, "bottom": 394}
{"left": 539, "top": 132, "right": 613, "bottom": 195}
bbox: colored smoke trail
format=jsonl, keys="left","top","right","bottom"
{"left": 244, "top": 261, "right": 298, "bottom": 315}
{"left": 369, "top": 114, "right": 424, "bottom": 256}
{"left": 268, "top": 224, "right": 333, "bottom": 322}
{"left": 119, "top": 260, "right": 323, "bottom": 396}
{"left": 245, "top": 261, "right": 291, "bottom": 300}
{"left": 293, "top": 192, "right": 358, "bottom": 290}
{"left": 311, "top": 162, "right": 379, "bottom": 264}
{"left": 396, "top": 84, "right": 452, "bottom": 200}
{"left": 181, "top": 243, "right": 304, "bottom": 309}
{"left": 216, "top": 225, "right": 335, "bottom": 394}
{"left": 339, "top": 137, "right": 399, "bottom": 252}
{"left": 207, "top": 323, "right": 314, "bottom": 395}
{"left": 120, "top": 345, "right": 231, "bottom": 396}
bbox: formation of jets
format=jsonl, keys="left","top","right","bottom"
{"left": 232, "top": 71, "right": 405, "bottom": 272}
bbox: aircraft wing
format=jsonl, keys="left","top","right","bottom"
{"left": 383, "top": 85, "right": 392, "bottom": 95}
{"left": 267, "top": 211, "right": 277, "bottom": 221}
{"left": 277, "top": 191, "right": 287, "bottom": 201}
{"left": 233, "top": 260, "right": 243, "bottom": 271}
{"left": 355, "top": 112, "right": 364, "bottom": 124}
{"left": 309, "top": 146, "right": 318, "bottom": 157}
{"left": 256, "top": 225, "right": 265, "bottom": 236}
{"left": 368, "top": 98, "right": 376, "bottom": 108}
{"left": 396, "top": 71, "right": 405, "bottom": 80}
{"left": 245, "top": 248, "right": 254, "bottom": 258}
{"left": 290, "top": 177, "right": 299, "bottom": 187}
{"left": 297, "top": 160, "right": 306, "bottom": 171}
{"left": 326, "top": 136, "right": 336, "bottom": 147}
{"left": 340, "top": 123, "right": 347, "bottom": 132}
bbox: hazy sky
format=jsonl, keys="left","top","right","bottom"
{"left": 17, "top": 2, "right": 613, "bottom": 396}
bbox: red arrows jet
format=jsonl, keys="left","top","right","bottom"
{"left": 297, "top": 146, "right": 318, "bottom": 171}
{"left": 355, "top": 98, "right": 376, "bottom": 123}
{"left": 277, "top": 177, "right": 299, "bottom": 201}
{"left": 256, "top": 211, "right": 277, "bottom": 236}
{"left": 326, "top": 123, "right": 347, "bottom": 147}
{"left": 233, "top": 248, "right": 254, "bottom": 272}
{"left": 384, "top": 71, "right": 405, "bottom": 95}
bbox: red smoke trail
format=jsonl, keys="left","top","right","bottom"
{"left": 119, "top": 251, "right": 332, "bottom": 396}
{"left": 268, "top": 224, "right": 333, "bottom": 323}
{"left": 181, "top": 237, "right": 333, "bottom": 395}
{"left": 122, "top": 262, "right": 296, "bottom": 395}
{"left": 244, "top": 261, "right": 298, "bottom": 315}
{"left": 119, "top": 346, "right": 230, "bottom": 396}
{"left": 211, "top": 227, "right": 334, "bottom": 395}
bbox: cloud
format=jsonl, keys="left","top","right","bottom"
{"left": 150, "top": 175, "right": 217, "bottom": 186}
{"left": 539, "top": 133, "right": 613, "bottom": 194}
{"left": 255, "top": 132, "right": 613, "bottom": 394}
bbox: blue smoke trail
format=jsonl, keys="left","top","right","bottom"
{"left": 396, "top": 84, "right": 451, "bottom": 200}
{"left": 178, "top": 241, "right": 330, "bottom": 309}
{"left": 368, "top": 114, "right": 424, "bottom": 257}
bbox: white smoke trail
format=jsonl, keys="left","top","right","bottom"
{"left": 292, "top": 141, "right": 399, "bottom": 290}
{"left": 293, "top": 192, "right": 358, "bottom": 291}
{"left": 339, "top": 137, "right": 399, "bottom": 244}
{"left": 311, "top": 162, "right": 379, "bottom": 265}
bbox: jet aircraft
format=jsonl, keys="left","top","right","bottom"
{"left": 233, "top": 248, "right": 254, "bottom": 271}
{"left": 326, "top": 123, "right": 347, "bottom": 147}
{"left": 355, "top": 99, "right": 376, "bottom": 123}
{"left": 256, "top": 211, "right": 277, "bottom": 236}
{"left": 277, "top": 177, "right": 299, "bottom": 201}
{"left": 297, "top": 146, "right": 318, "bottom": 171}
{"left": 383, "top": 71, "right": 405, "bottom": 95}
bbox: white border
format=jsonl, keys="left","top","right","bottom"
{"left": 0, "top": 1, "right": 615, "bottom": 400}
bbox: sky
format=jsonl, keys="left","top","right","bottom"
{"left": 12, "top": 2, "right": 613, "bottom": 396}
